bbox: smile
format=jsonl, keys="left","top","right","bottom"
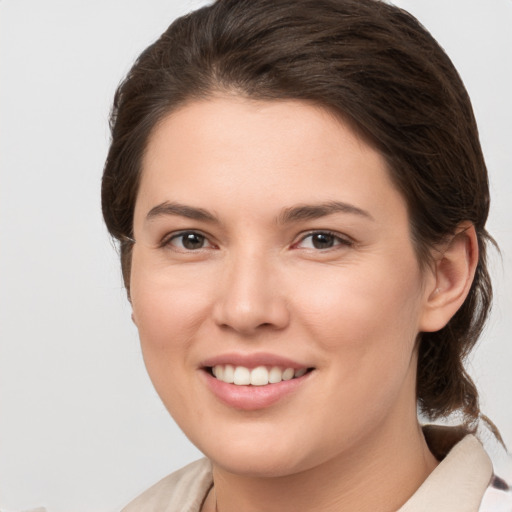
{"left": 210, "top": 365, "right": 310, "bottom": 386}
{"left": 201, "top": 355, "right": 315, "bottom": 410}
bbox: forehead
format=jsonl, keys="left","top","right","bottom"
{"left": 136, "top": 96, "right": 405, "bottom": 223}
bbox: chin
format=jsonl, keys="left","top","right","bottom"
{"left": 210, "top": 449, "right": 311, "bottom": 478}
{"left": 189, "top": 422, "right": 326, "bottom": 478}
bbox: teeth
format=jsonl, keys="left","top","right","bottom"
{"left": 223, "top": 364, "right": 235, "bottom": 384}
{"left": 250, "top": 366, "right": 269, "bottom": 386}
{"left": 294, "top": 368, "right": 307, "bottom": 378}
{"left": 269, "top": 366, "right": 283, "bottom": 384}
{"left": 233, "top": 366, "right": 251, "bottom": 385}
{"left": 212, "top": 365, "right": 223, "bottom": 380}
{"left": 282, "top": 368, "right": 294, "bottom": 381}
{"left": 211, "top": 364, "right": 309, "bottom": 386}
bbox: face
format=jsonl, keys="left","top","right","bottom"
{"left": 130, "top": 97, "right": 435, "bottom": 477}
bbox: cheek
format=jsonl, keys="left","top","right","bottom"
{"left": 293, "top": 256, "right": 424, "bottom": 394}
{"left": 292, "top": 266, "right": 423, "bottom": 449}
{"left": 131, "top": 256, "right": 211, "bottom": 348}
{"left": 129, "top": 255, "right": 215, "bottom": 406}
{"left": 129, "top": 273, "right": 211, "bottom": 430}
{"left": 297, "top": 257, "right": 423, "bottom": 342}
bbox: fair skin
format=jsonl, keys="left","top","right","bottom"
{"left": 130, "top": 96, "right": 477, "bottom": 512}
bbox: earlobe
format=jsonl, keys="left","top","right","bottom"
{"left": 419, "top": 222, "right": 478, "bottom": 333}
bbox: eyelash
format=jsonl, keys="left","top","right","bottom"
{"left": 293, "top": 231, "right": 354, "bottom": 251}
{"left": 160, "top": 230, "right": 353, "bottom": 252}
{"left": 161, "top": 231, "right": 215, "bottom": 251}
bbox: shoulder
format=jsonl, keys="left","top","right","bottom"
{"left": 121, "top": 458, "right": 213, "bottom": 512}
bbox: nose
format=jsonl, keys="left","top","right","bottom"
{"left": 212, "top": 251, "right": 290, "bottom": 335}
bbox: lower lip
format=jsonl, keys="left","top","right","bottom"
{"left": 202, "top": 370, "right": 312, "bottom": 411}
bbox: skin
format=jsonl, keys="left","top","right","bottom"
{"left": 130, "top": 97, "right": 477, "bottom": 512}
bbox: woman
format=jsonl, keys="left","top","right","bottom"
{"left": 101, "top": 0, "right": 509, "bottom": 510}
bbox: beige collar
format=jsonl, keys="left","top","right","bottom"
{"left": 398, "top": 432, "right": 493, "bottom": 512}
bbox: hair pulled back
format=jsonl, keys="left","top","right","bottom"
{"left": 102, "top": 0, "right": 497, "bottom": 436}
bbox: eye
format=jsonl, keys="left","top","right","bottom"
{"left": 295, "top": 231, "right": 352, "bottom": 250}
{"left": 165, "top": 231, "right": 213, "bottom": 251}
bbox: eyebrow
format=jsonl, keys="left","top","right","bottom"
{"left": 145, "top": 200, "right": 373, "bottom": 225}
{"left": 146, "top": 202, "right": 218, "bottom": 223}
{"left": 278, "top": 201, "right": 374, "bottom": 224}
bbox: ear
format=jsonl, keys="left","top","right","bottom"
{"left": 131, "top": 311, "right": 138, "bottom": 326}
{"left": 419, "top": 222, "right": 478, "bottom": 333}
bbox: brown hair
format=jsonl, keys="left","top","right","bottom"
{"left": 102, "top": 0, "right": 498, "bottom": 437}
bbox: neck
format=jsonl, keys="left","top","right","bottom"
{"left": 208, "top": 418, "right": 438, "bottom": 512}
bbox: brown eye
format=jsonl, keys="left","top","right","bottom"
{"left": 296, "top": 231, "right": 352, "bottom": 250}
{"left": 169, "top": 232, "right": 209, "bottom": 250}
{"left": 311, "top": 233, "right": 336, "bottom": 249}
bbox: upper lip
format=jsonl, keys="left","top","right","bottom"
{"left": 201, "top": 352, "right": 311, "bottom": 370}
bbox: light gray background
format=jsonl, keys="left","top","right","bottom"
{"left": 0, "top": 1, "right": 510, "bottom": 511}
